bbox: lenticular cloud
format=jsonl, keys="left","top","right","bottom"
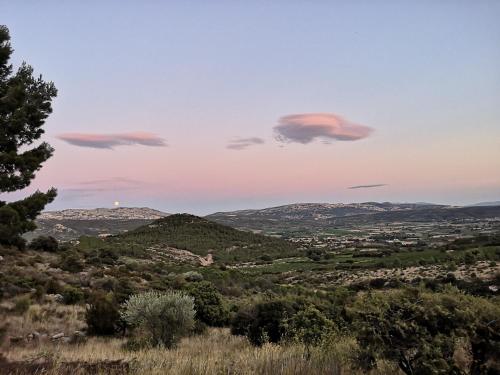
{"left": 274, "top": 113, "right": 372, "bottom": 144}
{"left": 57, "top": 132, "right": 167, "bottom": 149}
{"left": 227, "top": 137, "right": 265, "bottom": 150}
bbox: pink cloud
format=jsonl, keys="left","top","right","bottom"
{"left": 274, "top": 113, "right": 373, "bottom": 144}
{"left": 57, "top": 132, "right": 167, "bottom": 149}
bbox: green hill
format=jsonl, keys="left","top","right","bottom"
{"left": 101, "top": 214, "right": 299, "bottom": 263}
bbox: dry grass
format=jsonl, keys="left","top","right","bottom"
{"left": 0, "top": 301, "right": 85, "bottom": 339}
{"left": 4, "top": 328, "right": 400, "bottom": 375}
{"left": 1, "top": 300, "right": 400, "bottom": 374}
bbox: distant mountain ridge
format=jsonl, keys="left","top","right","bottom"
{"left": 468, "top": 201, "right": 500, "bottom": 207}
{"left": 30, "top": 202, "right": 500, "bottom": 241}
{"left": 206, "top": 202, "right": 500, "bottom": 234}
{"left": 207, "top": 202, "right": 445, "bottom": 224}
{"left": 209, "top": 202, "right": 443, "bottom": 217}
{"left": 28, "top": 207, "right": 170, "bottom": 241}
{"left": 40, "top": 207, "right": 169, "bottom": 220}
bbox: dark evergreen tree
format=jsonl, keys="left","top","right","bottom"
{"left": 187, "top": 281, "right": 230, "bottom": 327}
{"left": 0, "top": 25, "right": 57, "bottom": 248}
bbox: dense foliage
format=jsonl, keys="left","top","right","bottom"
{"left": 86, "top": 292, "right": 122, "bottom": 336}
{"left": 112, "top": 214, "right": 298, "bottom": 263}
{"left": 121, "top": 290, "right": 195, "bottom": 348}
{"left": 284, "top": 305, "right": 335, "bottom": 348}
{"left": 29, "top": 235, "right": 58, "bottom": 252}
{"left": 186, "top": 281, "right": 230, "bottom": 327}
{"left": 0, "top": 25, "right": 57, "bottom": 248}
{"left": 231, "top": 299, "right": 297, "bottom": 346}
{"left": 348, "top": 287, "right": 500, "bottom": 375}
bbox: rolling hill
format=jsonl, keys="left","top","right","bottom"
{"left": 90, "top": 213, "right": 299, "bottom": 264}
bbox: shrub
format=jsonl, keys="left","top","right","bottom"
{"left": 121, "top": 290, "right": 195, "bottom": 348}
{"left": 0, "top": 206, "right": 26, "bottom": 249}
{"left": 29, "top": 236, "right": 58, "bottom": 252}
{"left": 114, "top": 277, "right": 134, "bottom": 304}
{"left": 284, "top": 306, "right": 335, "bottom": 348}
{"left": 45, "top": 279, "right": 63, "bottom": 294}
{"left": 230, "top": 305, "right": 256, "bottom": 337}
{"left": 59, "top": 251, "right": 84, "bottom": 272}
{"left": 306, "top": 248, "right": 324, "bottom": 261}
{"left": 464, "top": 251, "right": 476, "bottom": 265}
{"left": 62, "top": 286, "right": 84, "bottom": 304}
{"left": 183, "top": 271, "right": 203, "bottom": 282}
{"left": 187, "top": 281, "right": 229, "bottom": 327}
{"left": 467, "top": 297, "right": 500, "bottom": 375}
{"left": 192, "top": 320, "right": 208, "bottom": 335}
{"left": 231, "top": 299, "right": 296, "bottom": 346}
{"left": 13, "top": 295, "right": 31, "bottom": 314}
{"left": 86, "top": 292, "right": 121, "bottom": 336}
{"left": 348, "top": 287, "right": 499, "bottom": 375}
{"left": 87, "top": 248, "right": 119, "bottom": 265}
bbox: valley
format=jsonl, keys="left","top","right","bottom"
{"left": 2, "top": 203, "right": 500, "bottom": 374}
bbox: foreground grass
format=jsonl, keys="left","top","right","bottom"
{"left": 4, "top": 328, "right": 399, "bottom": 375}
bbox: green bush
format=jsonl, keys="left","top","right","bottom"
{"left": 259, "top": 255, "right": 272, "bottom": 262}
{"left": 187, "top": 281, "right": 229, "bottom": 327}
{"left": 121, "top": 290, "right": 195, "bottom": 348}
{"left": 62, "top": 286, "right": 84, "bottom": 304}
{"left": 284, "top": 306, "right": 335, "bottom": 348}
{"left": 230, "top": 305, "right": 256, "bottom": 337}
{"left": 86, "top": 292, "right": 121, "bottom": 336}
{"left": 0, "top": 206, "right": 26, "bottom": 249}
{"left": 348, "top": 287, "right": 500, "bottom": 375}
{"left": 464, "top": 251, "right": 476, "bottom": 265}
{"left": 183, "top": 271, "right": 203, "bottom": 282}
{"left": 467, "top": 296, "right": 500, "bottom": 375}
{"left": 59, "top": 251, "right": 84, "bottom": 272}
{"left": 231, "top": 299, "right": 296, "bottom": 346}
{"left": 29, "top": 236, "right": 58, "bottom": 252}
{"left": 87, "top": 248, "right": 119, "bottom": 265}
{"left": 114, "top": 277, "right": 135, "bottom": 304}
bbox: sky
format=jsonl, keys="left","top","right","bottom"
{"left": 2, "top": 1, "right": 500, "bottom": 214}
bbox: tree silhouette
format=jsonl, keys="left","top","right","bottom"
{"left": 0, "top": 25, "right": 57, "bottom": 248}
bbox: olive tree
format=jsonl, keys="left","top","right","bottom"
{"left": 121, "top": 290, "right": 195, "bottom": 348}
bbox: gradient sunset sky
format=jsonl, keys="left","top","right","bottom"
{"left": 2, "top": 1, "right": 500, "bottom": 214}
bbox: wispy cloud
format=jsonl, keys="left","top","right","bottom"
{"left": 274, "top": 113, "right": 372, "bottom": 144}
{"left": 77, "top": 177, "right": 142, "bottom": 186}
{"left": 227, "top": 137, "right": 265, "bottom": 150}
{"left": 57, "top": 132, "right": 167, "bottom": 149}
{"left": 59, "top": 177, "right": 146, "bottom": 200}
{"left": 348, "top": 184, "right": 387, "bottom": 189}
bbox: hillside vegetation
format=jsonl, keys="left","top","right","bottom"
{"left": 1, "top": 213, "right": 499, "bottom": 374}
{"left": 100, "top": 214, "right": 299, "bottom": 263}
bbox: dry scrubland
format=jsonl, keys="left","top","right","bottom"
{"left": 1, "top": 302, "right": 398, "bottom": 375}
{"left": 0, "top": 225, "right": 499, "bottom": 374}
